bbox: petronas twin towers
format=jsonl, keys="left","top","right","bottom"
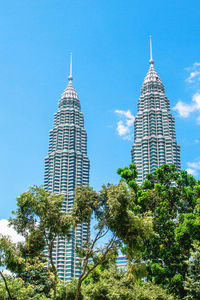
{"left": 44, "top": 41, "right": 180, "bottom": 281}
{"left": 131, "top": 38, "right": 180, "bottom": 184}
{"left": 44, "top": 54, "right": 89, "bottom": 281}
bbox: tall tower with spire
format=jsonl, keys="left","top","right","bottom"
{"left": 44, "top": 54, "right": 89, "bottom": 281}
{"left": 131, "top": 38, "right": 181, "bottom": 184}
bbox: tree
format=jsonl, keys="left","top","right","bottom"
{"left": 1, "top": 183, "right": 153, "bottom": 299}
{"left": 56, "top": 279, "right": 83, "bottom": 300}
{"left": 17, "top": 256, "right": 54, "bottom": 296}
{"left": 82, "top": 256, "right": 174, "bottom": 300}
{"left": 183, "top": 241, "right": 200, "bottom": 299}
{"left": 72, "top": 183, "right": 154, "bottom": 299}
{"left": 117, "top": 164, "right": 200, "bottom": 298}
{"left": 0, "top": 234, "right": 25, "bottom": 300}
{"left": 3, "top": 163, "right": 198, "bottom": 299}
{"left": 0, "top": 276, "right": 36, "bottom": 300}
{"left": 9, "top": 186, "right": 72, "bottom": 300}
{"left": 0, "top": 233, "right": 55, "bottom": 299}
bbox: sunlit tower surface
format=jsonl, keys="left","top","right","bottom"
{"left": 44, "top": 55, "right": 89, "bottom": 281}
{"left": 131, "top": 38, "right": 181, "bottom": 184}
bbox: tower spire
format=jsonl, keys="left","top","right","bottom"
{"left": 68, "top": 52, "right": 73, "bottom": 81}
{"left": 63, "top": 52, "right": 78, "bottom": 99}
{"left": 149, "top": 36, "right": 154, "bottom": 65}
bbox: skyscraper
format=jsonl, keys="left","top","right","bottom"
{"left": 131, "top": 38, "right": 181, "bottom": 184}
{"left": 44, "top": 55, "right": 90, "bottom": 281}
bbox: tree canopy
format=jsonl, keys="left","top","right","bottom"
{"left": 118, "top": 164, "right": 200, "bottom": 298}
{"left": 0, "top": 164, "right": 199, "bottom": 299}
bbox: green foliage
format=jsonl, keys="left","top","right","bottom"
{"left": 0, "top": 235, "right": 24, "bottom": 273}
{"left": 0, "top": 235, "right": 54, "bottom": 298}
{"left": 74, "top": 181, "right": 154, "bottom": 258}
{"left": 0, "top": 276, "right": 42, "bottom": 300}
{"left": 1, "top": 166, "right": 199, "bottom": 299}
{"left": 73, "top": 181, "right": 155, "bottom": 299}
{"left": 105, "top": 182, "right": 154, "bottom": 257}
{"left": 82, "top": 259, "right": 174, "bottom": 300}
{"left": 18, "top": 256, "right": 54, "bottom": 296}
{"left": 118, "top": 164, "right": 138, "bottom": 191}
{"left": 183, "top": 241, "right": 200, "bottom": 299}
{"left": 118, "top": 164, "right": 200, "bottom": 298}
{"left": 56, "top": 280, "right": 83, "bottom": 300}
{"left": 132, "top": 282, "right": 174, "bottom": 300}
{"left": 10, "top": 186, "right": 72, "bottom": 252}
{"left": 6, "top": 186, "right": 72, "bottom": 300}
{"left": 73, "top": 185, "right": 99, "bottom": 223}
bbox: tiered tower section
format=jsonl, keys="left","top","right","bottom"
{"left": 44, "top": 56, "right": 89, "bottom": 281}
{"left": 131, "top": 39, "right": 180, "bottom": 184}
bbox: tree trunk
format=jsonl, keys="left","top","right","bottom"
{"left": 49, "top": 243, "right": 58, "bottom": 300}
{"left": 74, "top": 220, "right": 90, "bottom": 300}
{"left": 52, "top": 270, "right": 57, "bottom": 300}
{"left": 75, "top": 276, "right": 82, "bottom": 300}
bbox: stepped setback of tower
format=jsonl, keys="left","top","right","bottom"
{"left": 131, "top": 43, "right": 181, "bottom": 184}
{"left": 44, "top": 57, "right": 89, "bottom": 281}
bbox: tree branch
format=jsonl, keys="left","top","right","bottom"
{"left": 86, "top": 220, "right": 90, "bottom": 251}
{"left": 48, "top": 241, "right": 58, "bottom": 300}
{"left": 82, "top": 236, "right": 118, "bottom": 281}
{"left": 94, "top": 228, "right": 109, "bottom": 242}
{"left": 0, "top": 270, "right": 15, "bottom": 300}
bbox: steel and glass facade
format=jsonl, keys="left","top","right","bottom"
{"left": 131, "top": 57, "right": 180, "bottom": 184}
{"left": 44, "top": 68, "right": 89, "bottom": 281}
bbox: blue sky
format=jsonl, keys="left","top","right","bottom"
{"left": 0, "top": 0, "right": 200, "bottom": 219}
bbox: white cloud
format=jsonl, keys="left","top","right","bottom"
{"left": 115, "top": 109, "right": 135, "bottom": 120}
{"left": 116, "top": 121, "right": 130, "bottom": 136}
{"left": 186, "top": 161, "right": 200, "bottom": 177}
{"left": 186, "top": 62, "right": 200, "bottom": 83}
{"left": 186, "top": 71, "right": 200, "bottom": 83}
{"left": 173, "top": 93, "right": 200, "bottom": 124}
{"left": 173, "top": 62, "right": 200, "bottom": 124}
{"left": 187, "top": 161, "right": 200, "bottom": 169}
{"left": 186, "top": 168, "right": 197, "bottom": 176}
{"left": 194, "top": 139, "right": 199, "bottom": 143}
{"left": 194, "top": 62, "right": 200, "bottom": 67}
{"left": 173, "top": 101, "right": 195, "bottom": 118}
{"left": 0, "top": 219, "right": 24, "bottom": 244}
{"left": 193, "top": 93, "right": 200, "bottom": 109}
{"left": 115, "top": 109, "right": 135, "bottom": 140}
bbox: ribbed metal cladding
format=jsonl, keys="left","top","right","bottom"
{"left": 44, "top": 74, "right": 89, "bottom": 281}
{"left": 131, "top": 61, "right": 181, "bottom": 185}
